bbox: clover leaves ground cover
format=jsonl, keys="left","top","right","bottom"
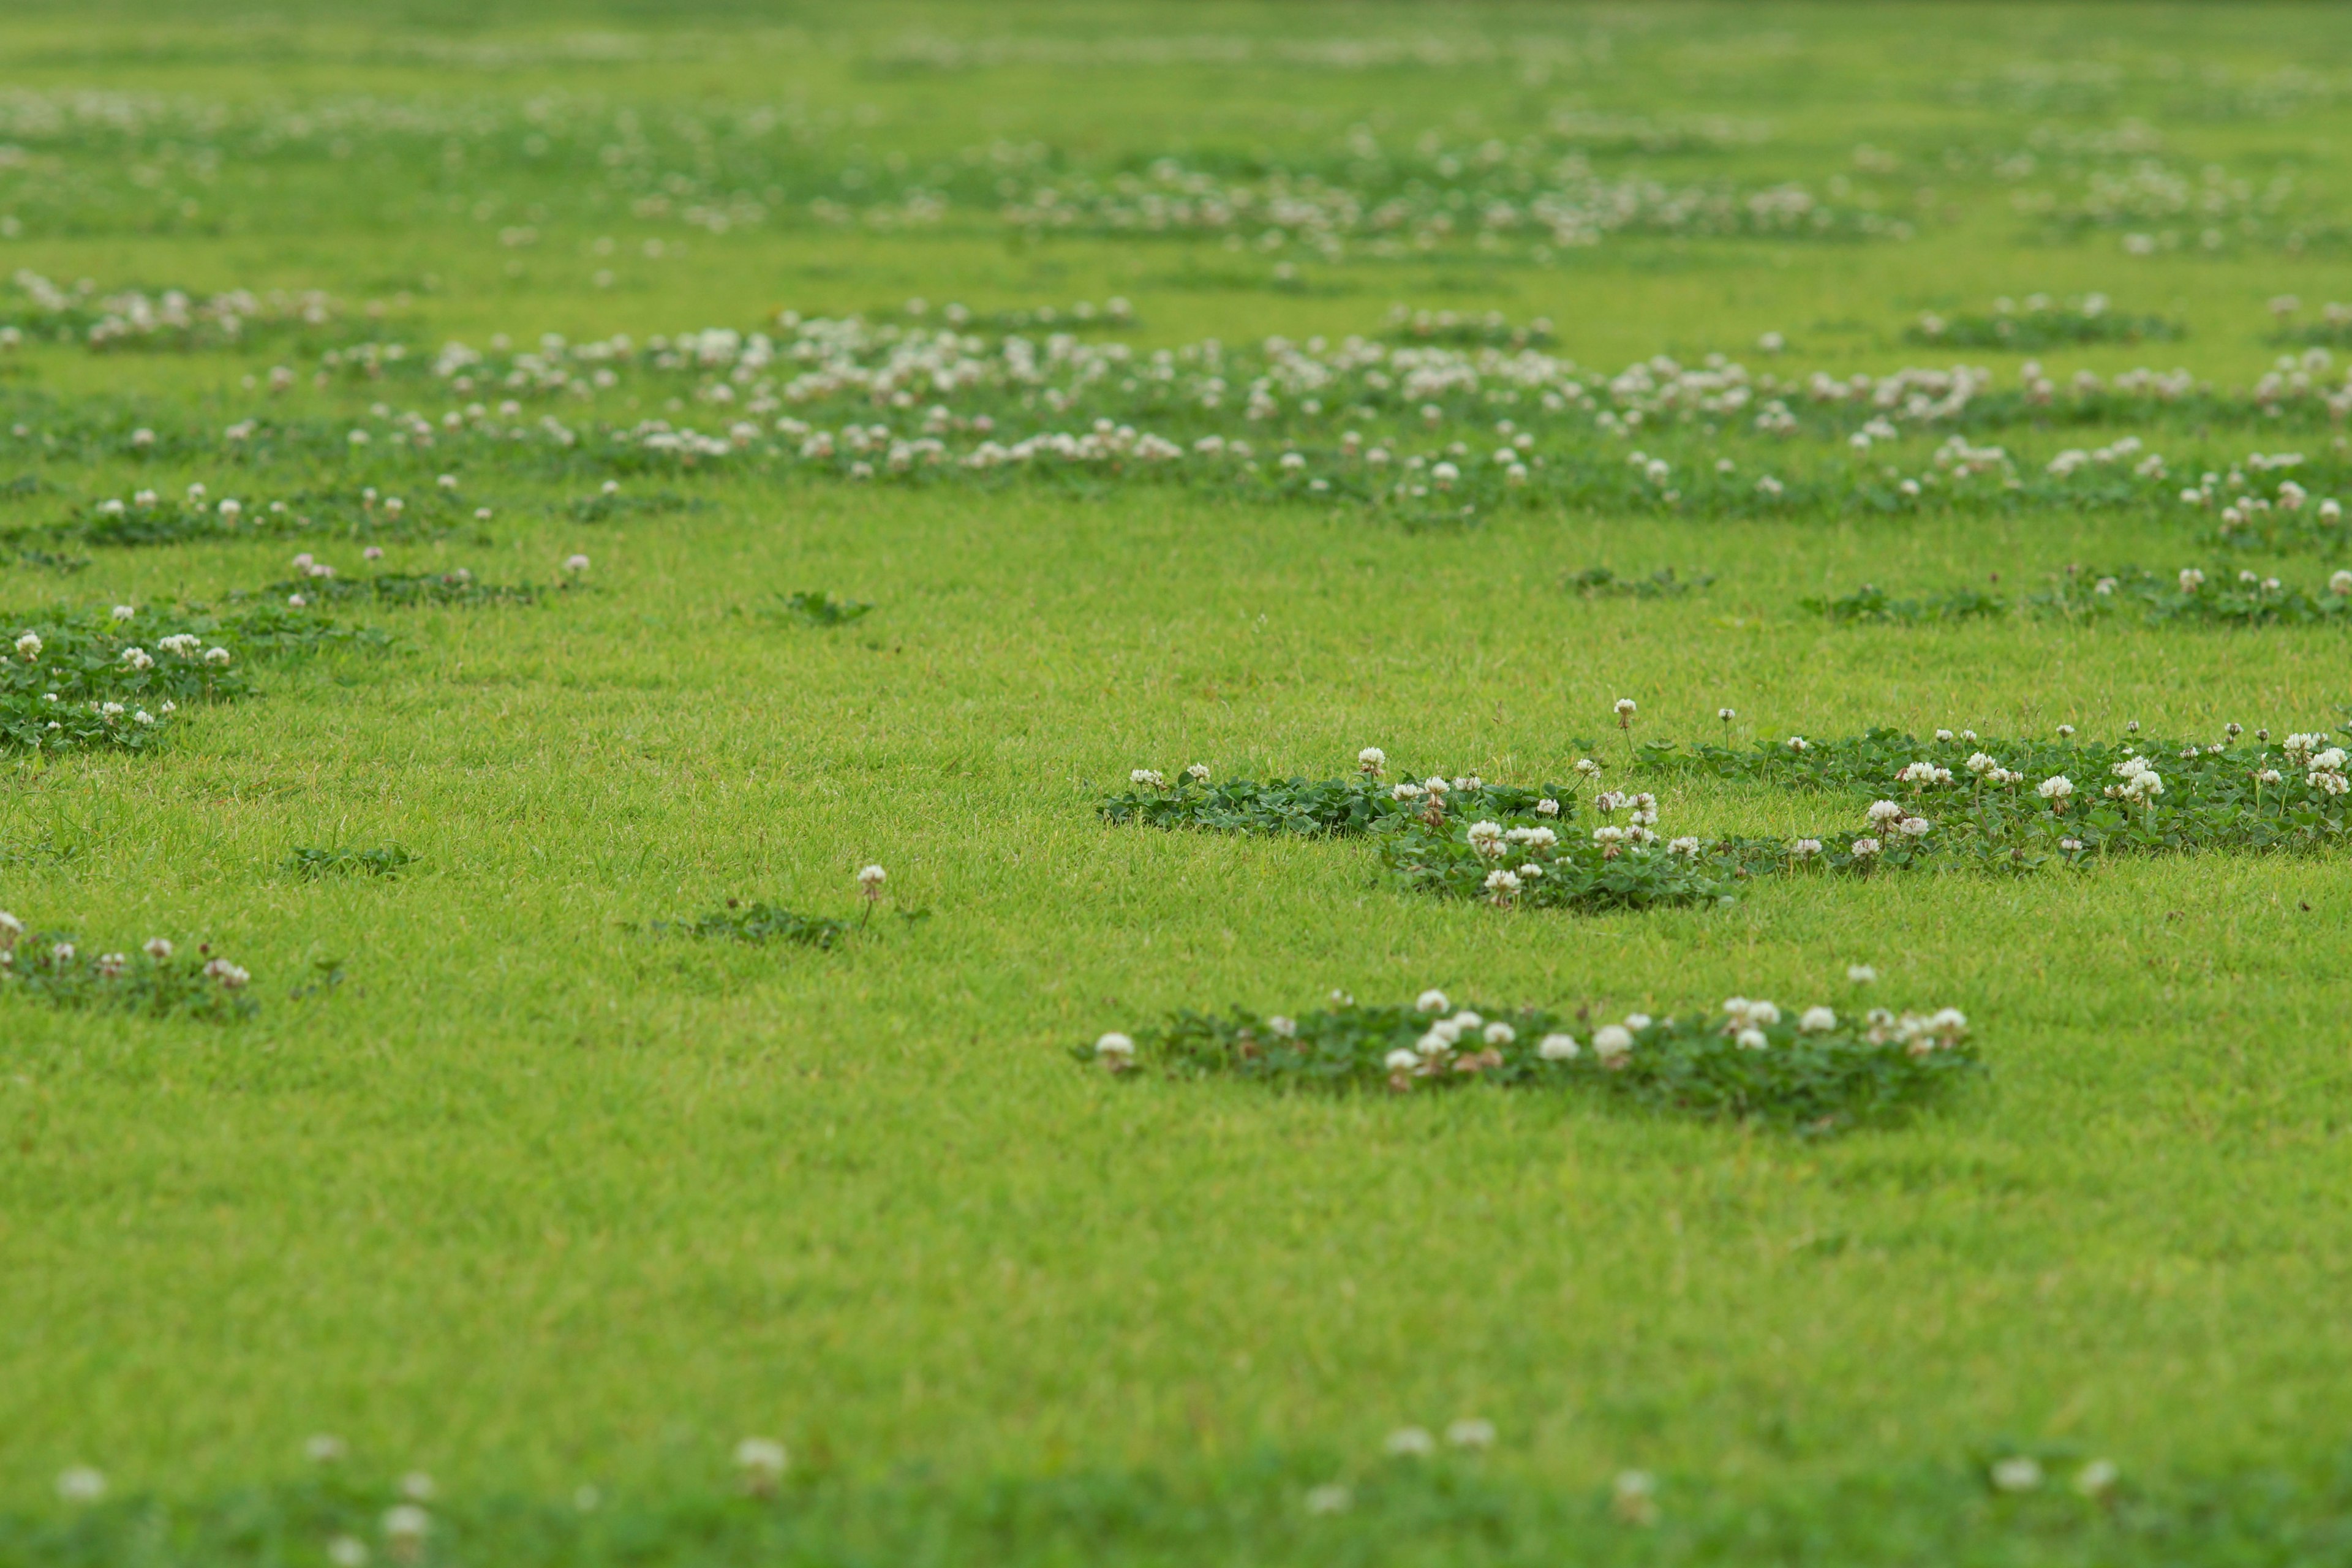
{"left": 0, "top": 916, "right": 257, "bottom": 1022}
{"left": 1811, "top": 566, "right": 2352, "bottom": 626}
{"left": 1084, "top": 992, "right": 1975, "bottom": 1136}
{"left": 1112, "top": 723, "right": 2352, "bottom": 914}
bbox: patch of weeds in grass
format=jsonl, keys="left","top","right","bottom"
{"left": 656, "top": 898, "right": 853, "bottom": 949}
{"left": 2033, "top": 565, "right": 2352, "bottom": 625}
{"left": 567, "top": 481, "right": 704, "bottom": 522}
{"left": 1907, "top": 296, "right": 2182, "bottom": 349}
{"left": 1381, "top": 305, "right": 1555, "bottom": 347}
{"left": 1647, "top": 723, "right": 2352, "bottom": 864}
{"left": 1567, "top": 565, "right": 1712, "bottom": 599}
{"left": 1083, "top": 993, "right": 1976, "bottom": 1135}
{"left": 767, "top": 589, "right": 873, "bottom": 627}
{"left": 286, "top": 845, "right": 418, "bottom": 880}
{"left": 0, "top": 598, "right": 392, "bottom": 753}
{"left": 1102, "top": 758, "right": 1574, "bottom": 838}
{"left": 0, "top": 919, "right": 255, "bottom": 1022}
{"left": 257, "top": 564, "right": 564, "bottom": 609}
{"left": 1805, "top": 583, "right": 2008, "bottom": 624}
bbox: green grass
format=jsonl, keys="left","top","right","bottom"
{"left": 4, "top": 3, "right": 2352, "bottom": 1562}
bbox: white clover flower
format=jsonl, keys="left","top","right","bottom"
{"left": 1268, "top": 1016, "right": 1297, "bottom": 1039}
{"left": 857, "top": 864, "right": 888, "bottom": 889}
{"left": 1384, "top": 1427, "right": 1436, "bottom": 1458}
{"left": 1129, "top": 768, "right": 1167, "bottom": 789}
{"left": 1735, "top": 1027, "right": 1768, "bottom": 1050}
{"left": 565, "top": 554, "right": 590, "bottom": 573}
{"left": 1390, "top": 782, "right": 1422, "bottom": 801}
{"left": 2178, "top": 568, "right": 2206, "bottom": 592}
{"left": 1357, "top": 746, "right": 1385, "bottom": 775}
{"left": 1850, "top": 837, "right": 1882, "bottom": 857}
{"left": 1799, "top": 1006, "right": 1837, "bottom": 1033}
{"left": 1482, "top": 1021, "right": 1515, "bottom": 1046}
{"left": 2256, "top": 768, "right": 2283, "bottom": 785}
{"left": 205, "top": 646, "right": 232, "bottom": 665}
{"left": 382, "top": 1504, "right": 430, "bottom": 1541}
{"left": 1965, "top": 752, "right": 1998, "bottom": 775}
{"left": 56, "top": 1467, "right": 105, "bottom": 1502}
{"left": 1666, "top": 835, "right": 1700, "bottom": 856}
{"left": 1989, "top": 1457, "right": 2043, "bottom": 1493}
{"left": 111, "top": 604, "right": 136, "bottom": 621}
{"left": 1382, "top": 1048, "right": 1419, "bottom": 1072}
{"left": 1185, "top": 763, "right": 1212, "bottom": 782}
{"left": 1535, "top": 797, "right": 1559, "bottom": 816}
{"left": 1537, "top": 1033, "right": 1579, "bottom": 1061}
{"left": 304, "top": 1433, "right": 347, "bottom": 1464}
{"left": 1415, "top": 989, "right": 1449, "bottom": 1014}
{"left": 52, "top": 941, "right": 75, "bottom": 962}
{"left": 1094, "top": 1032, "right": 1135, "bottom": 1060}
{"left": 1305, "top": 1483, "right": 1353, "bottom": 1515}
{"left": 133, "top": 710, "right": 154, "bottom": 726}
{"left": 1624, "top": 1012, "right": 1652, "bottom": 1030}
{"left": 1613, "top": 697, "right": 1637, "bottom": 718}
{"left": 1592, "top": 1025, "right": 1634, "bottom": 1065}
{"left": 1785, "top": 736, "right": 1808, "bottom": 752}
{"left": 1573, "top": 757, "right": 1601, "bottom": 777}
{"left": 1591, "top": 826, "right": 1626, "bottom": 846}
{"left": 1717, "top": 707, "right": 1736, "bottom": 722}
{"left": 13, "top": 631, "right": 39, "bottom": 661}
{"left": 1448, "top": 1011, "right": 1483, "bottom": 1031}
{"left": 734, "top": 1438, "right": 789, "bottom": 1490}
{"left": 1445, "top": 1418, "right": 1496, "bottom": 1449}
{"left": 2075, "top": 1460, "right": 2120, "bottom": 1498}
{"left": 1866, "top": 799, "right": 1904, "bottom": 824}
{"left": 1898, "top": 816, "right": 1931, "bottom": 837}
{"left": 1466, "top": 821, "right": 1506, "bottom": 856}
{"left": 202, "top": 958, "right": 249, "bottom": 988}
{"left": 0, "top": 910, "right": 21, "bottom": 949}
{"left": 326, "top": 1535, "right": 369, "bottom": 1567}
{"left": 120, "top": 646, "right": 153, "bottom": 671}
{"left": 1747, "top": 1001, "right": 1780, "bottom": 1026}
{"left": 2037, "top": 775, "right": 2073, "bottom": 801}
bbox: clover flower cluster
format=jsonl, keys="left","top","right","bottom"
{"left": 0, "top": 913, "right": 257, "bottom": 1022}
{"left": 1083, "top": 989, "right": 1977, "bottom": 1134}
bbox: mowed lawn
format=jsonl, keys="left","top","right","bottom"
{"left": 2, "top": 2, "right": 2352, "bottom": 1562}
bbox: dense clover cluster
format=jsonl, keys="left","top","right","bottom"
{"left": 0, "top": 912, "right": 256, "bottom": 1022}
{"left": 1085, "top": 989, "right": 1975, "bottom": 1134}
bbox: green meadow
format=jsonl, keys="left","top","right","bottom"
{"left": 4, "top": 2, "right": 2352, "bottom": 1562}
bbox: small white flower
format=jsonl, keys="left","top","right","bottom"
{"left": 1094, "top": 1032, "right": 1134, "bottom": 1059}
{"left": 1185, "top": 763, "right": 1212, "bottom": 782}
{"left": 1990, "top": 1457, "right": 2043, "bottom": 1493}
{"left": 1867, "top": 799, "right": 1904, "bottom": 824}
{"left": 1357, "top": 746, "right": 1385, "bottom": 775}
{"left": 1799, "top": 1006, "right": 1837, "bottom": 1033}
{"left": 55, "top": 1466, "right": 105, "bottom": 1503}
{"left": 1384, "top": 1427, "right": 1436, "bottom": 1458}
{"left": 327, "top": 1535, "right": 370, "bottom": 1567}
{"left": 111, "top": 604, "right": 136, "bottom": 622}
{"left": 1735, "top": 1027, "right": 1768, "bottom": 1050}
{"left": 1717, "top": 707, "right": 1736, "bottom": 721}
{"left": 1790, "top": 838, "right": 1822, "bottom": 858}
{"left": 1667, "top": 835, "right": 1701, "bottom": 856}
{"left": 1537, "top": 1032, "right": 1580, "bottom": 1060}
{"left": 564, "top": 554, "right": 590, "bottom": 573}
{"left": 305, "top": 1433, "right": 347, "bottom": 1463}
{"left": 1382, "top": 1048, "right": 1419, "bottom": 1072}
{"left": 1415, "top": 989, "right": 1450, "bottom": 1014}
{"left": 1613, "top": 697, "right": 1637, "bottom": 718}
{"left": 1305, "top": 1483, "right": 1353, "bottom": 1515}
{"left": 1850, "top": 837, "right": 1882, "bottom": 857}
{"left": 1574, "top": 757, "right": 1601, "bottom": 777}
{"left": 13, "top": 631, "right": 39, "bottom": 661}
{"left": 856, "top": 864, "right": 887, "bottom": 888}
{"left": 382, "top": 1503, "right": 431, "bottom": 1540}
{"left": 2037, "top": 775, "right": 2073, "bottom": 801}
{"left": 734, "top": 1437, "right": 789, "bottom": 1490}
{"left": 1592, "top": 1024, "right": 1634, "bottom": 1065}
{"left": 1268, "top": 1016, "right": 1297, "bottom": 1039}
{"left": 2074, "top": 1459, "right": 2120, "bottom": 1498}
{"left": 1535, "top": 797, "right": 1559, "bottom": 816}
{"left": 1482, "top": 1021, "right": 1515, "bottom": 1046}
{"left": 1129, "top": 768, "right": 1167, "bottom": 789}
{"left": 1785, "top": 735, "right": 1809, "bottom": 752}
{"left": 1445, "top": 1418, "right": 1495, "bottom": 1449}
{"left": 1847, "top": 965, "right": 1878, "bottom": 984}
{"left": 205, "top": 647, "right": 232, "bottom": 665}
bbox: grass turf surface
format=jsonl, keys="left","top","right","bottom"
{"left": 5, "top": 2, "right": 2352, "bottom": 1562}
